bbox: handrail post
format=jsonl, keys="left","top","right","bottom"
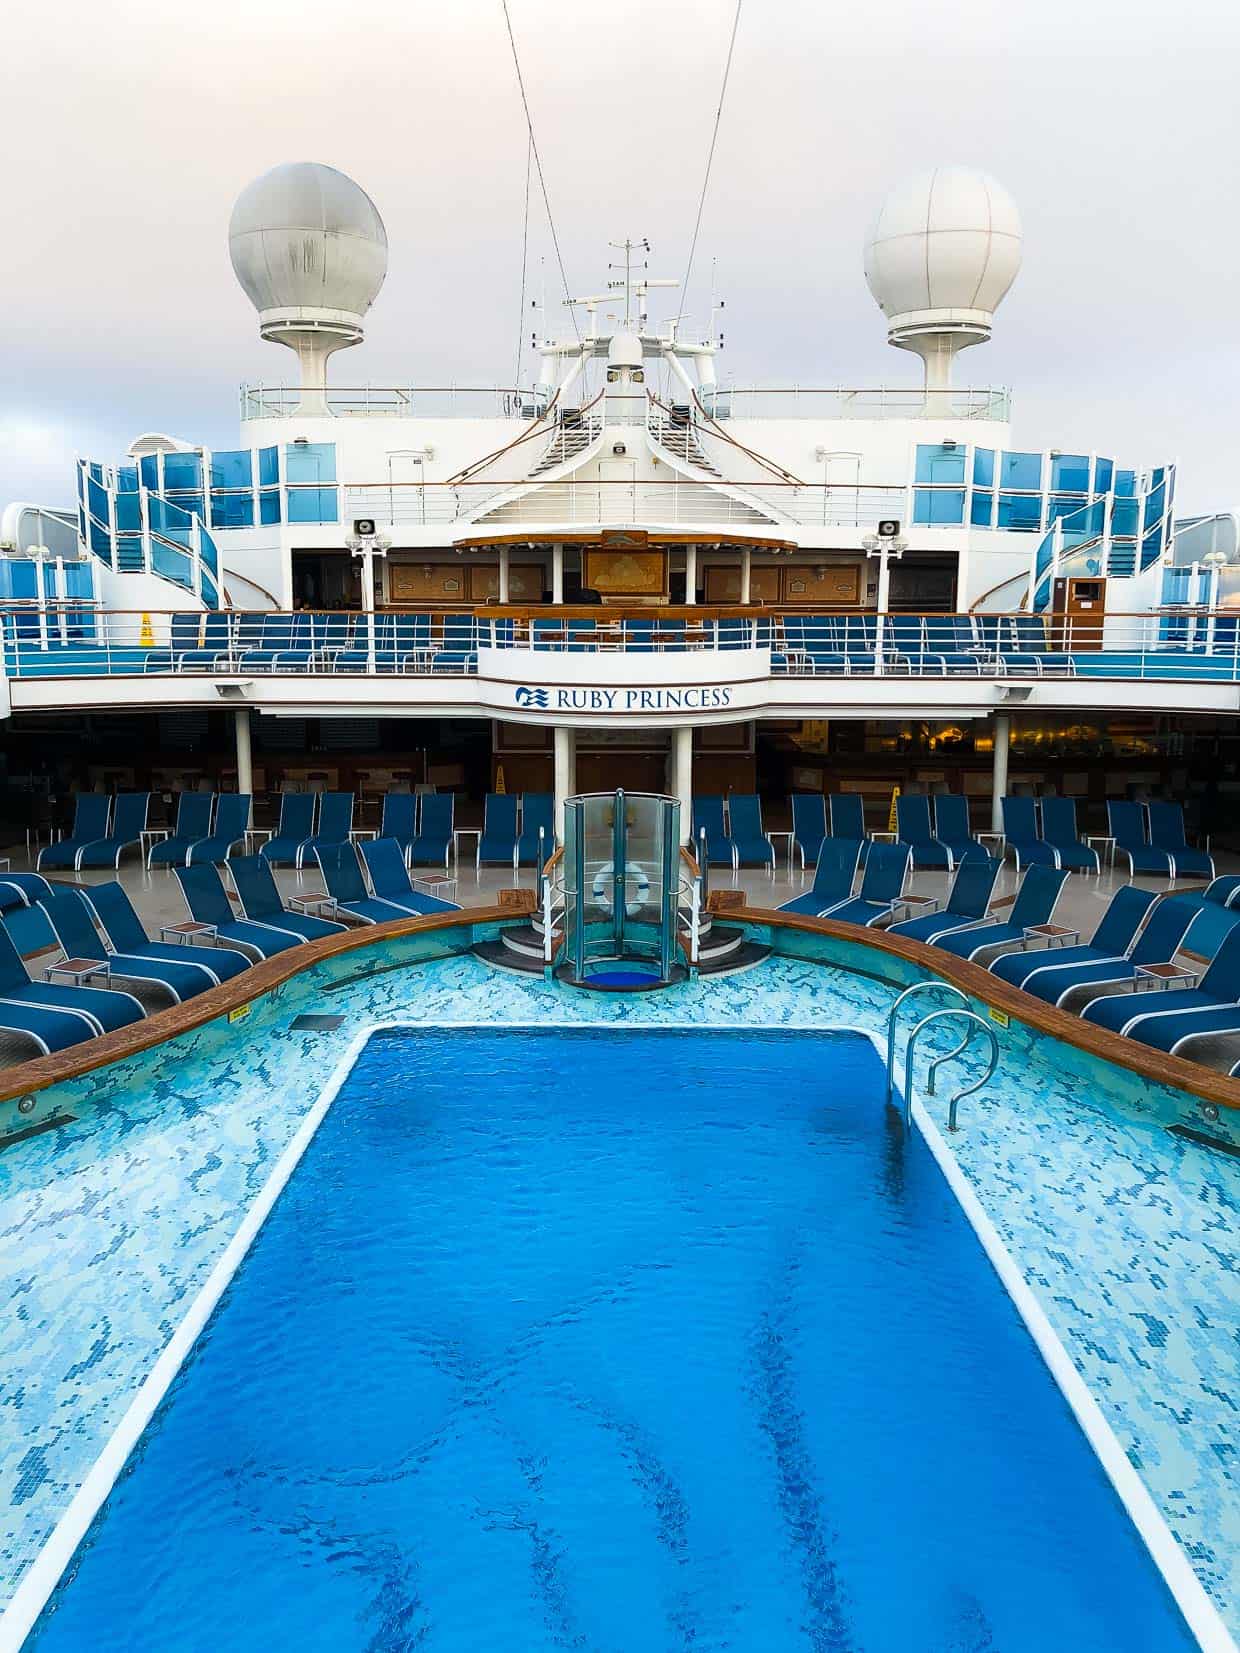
{"left": 884, "top": 980, "right": 968, "bottom": 1108}
{"left": 903, "top": 1008, "right": 999, "bottom": 1134}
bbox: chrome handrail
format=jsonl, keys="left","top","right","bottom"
{"left": 902, "top": 1009, "right": 1000, "bottom": 1133}
{"left": 884, "top": 980, "right": 969, "bottom": 1109}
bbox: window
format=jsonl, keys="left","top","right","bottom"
{"left": 287, "top": 487, "right": 338, "bottom": 524}
{"left": 915, "top": 444, "right": 967, "bottom": 485}
{"left": 284, "top": 442, "right": 336, "bottom": 484}
{"left": 913, "top": 489, "right": 965, "bottom": 525}
{"left": 970, "top": 491, "right": 994, "bottom": 527}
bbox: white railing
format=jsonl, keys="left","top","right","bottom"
{"left": 239, "top": 385, "right": 542, "bottom": 421}
{"left": 703, "top": 386, "right": 1011, "bottom": 421}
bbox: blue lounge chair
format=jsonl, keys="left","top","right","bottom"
{"left": 817, "top": 842, "right": 911, "bottom": 926}
{"left": 379, "top": 792, "right": 418, "bottom": 858}
{"left": 176, "top": 611, "right": 232, "bottom": 670}
{"left": 895, "top": 795, "right": 952, "bottom": 870}
{"left": 360, "top": 838, "right": 460, "bottom": 915}
{"left": 517, "top": 793, "right": 555, "bottom": 867}
{"left": 924, "top": 615, "right": 985, "bottom": 674}
{"left": 86, "top": 881, "right": 251, "bottom": 986}
{"left": 1146, "top": 800, "right": 1215, "bottom": 880}
{"left": 259, "top": 792, "right": 317, "bottom": 867}
{"left": 477, "top": 793, "right": 520, "bottom": 869}
{"left": 228, "top": 856, "right": 347, "bottom": 942}
{"left": 827, "top": 794, "right": 868, "bottom": 847}
{"left": 778, "top": 841, "right": 861, "bottom": 916}
{"left": 0, "top": 872, "right": 53, "bottom": 910}
{"left": 36, "top": 793, "right": 111, "bottom": 870}
{"left": 790, "top": 793, "right": 828, "bottom": 871}
{"left": 148, "top": 792, "right": 215, "bottom": 868}
{"left": 316, "top": 844, "right": 419, "bottom": 924}
{"left": 185, "top": 793, "right": 251, "bottom": 865}
{"left": 990, "top": 886, "right": 1159, "bottom": 1003}
{"left": 887, "top": 858, "right": 1001, "bottom": 943}
{"left": 691, "top": 797, "right": 737, "bottom": 869}
{"left": 312, "top": 612, "right": 354, "bottom": 666}
{"left": 430, "top": 613, "right": 478, "bottom": 672}
{"left": 0, "top": 917, "right": 143, "bottom": 1053}
{"left": 1039, "top": 797, "right": 1100, "bottom": 874}
{"left": 73, "top": 792, "right": 151, "bottom": 869}
{"left": 334, "top": 614, "right": 395, "bottom": 672}
{"left": 143, "top": 612, "right": 208, "bottom": 673}
{"left": 238, "top": 613, "right": 308, "bottom": 671}
{"left": 1071, "top": 896, "right": 1216, "bottom": 1026}
{"left": 932, "top": 795, "right": 992, "bottom": 865}
{"left": 41, "top": 885, "right": 218, "bottom": 1003}
{"left": 1001, "top": 796, "right": 1059, "bottom": 870}
{"left": 1080, "top": 921, "right": 1240, "bottom": 1055}
{"left": 728, "top": 794, "right": 775, "bottom": 872}
{"left": 1107, "top": 800, "right": 1174, "bottom": 878}
{"left": 409, "top": 793, "right": 454, "bottom": 870}
{"left": 299, "top": 792, "right": 355, "bottom": 865}
{"left": 174, "top": 863, "right": 304, "bottom": 959}
{"left": 932, "top": 866, "right": 1070, "bottom": 961}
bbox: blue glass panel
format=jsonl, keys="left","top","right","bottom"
{"left": 1093, "top": 458, "right": 1113, "bottom": 495}
{"left": 1050, "top": 453, "right": 1089, "bottom": 492}
{"left": 914, "top": 444, "right": 967, "bottom": 484}
{"left": 1144, "top": 482, "right": 1166, "bottom": 531}
{"left": 211, "top": 494, "right": 254, "bottom": 529}
{"left": 86, "top": 477, "right": 110, "bottom": 524}
{"left": 258, "top": 446, "right": 279, "bottom": 487}
{"left": 114, "top": 493, "right": 141, "bottom": 532}
{"left": 117, "top": 465, "right": 138, "bottom": 493}
{"left": 2, "top": 561, "right": 37, "bottom": 600}
{"left": 201, "top": 571, "right": 220, "bottom": 609}
{"left": 259, "top": 490, "right": 282, "bottom": 525}
{"left": 1046, "top": 495, "right": 1085, "bottom": 525}
{"left": 284, "top": 442, "right": 336, "bottom": 484}
{"left": 88, "top": 462, "right": 105, "bottom": 485}
{"left": 1111, "top": 498, "right": 1139, "bottom": 537}
{"left": 199, "top": 527, "right": 219, "bottom": 577}
{"left": 139, "top": 455, "right": 160, "bottom": 490}
{"left": 1000, "top": 451, "right": 1042, "bottom": 490}
{"left": 1114, "top": 469, "right": 1136, "bottom": 497}
{"left": 972, "top": 448, "right": 994, "bottom": 488}
{"left": 969, "top": 491, "right": 994, "bottom": 527}
{"left": 163, "top": 453, "right": 202, "bottom": 492}
{"left": 151, "top": 543, "right": 193, "bottom": 588}
{"left": 287, "top": 487, "right": 339, "bottom": 524}
{"left": 63, "top": 562, "right": 94, "bottom": 600}
{"left": 88, "top": 519, "right": 111, "bottom": 558}
{"left": 1142, "top": 526, "right": 1163, "bottom": 567}
{"left": 913, "top": 489, "right": 965, "bottom": 526}
{"left": 997, "top": 493, "right": 1043, "bottom": 531}
{"left": 211, "top": 449, "right": 253, "bottom": 490}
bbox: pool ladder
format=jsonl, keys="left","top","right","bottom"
{"left": 884, "top": 982, "right": 1000, "bottom": 1133}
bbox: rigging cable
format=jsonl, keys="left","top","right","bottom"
{"left": 675, "top": 0, "right": 743, "bottom": 333}
{"left": 514, "top": 131, "right": 533, "bottom": 389}
{"left": 501, "top": 0, "right": 580, "bottom": 341}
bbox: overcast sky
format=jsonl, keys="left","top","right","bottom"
{"left": 3, "top": 0, "right": 1238, "bottom": 512}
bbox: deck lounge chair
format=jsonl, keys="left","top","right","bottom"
{"left": 924, "top": 615, "right": 985, "bottom": 674}
{"left": 299, "top": 792, "right": 355, "bottom": 865}
{"left": 818, "top": 842, "right": 912, "bottom": 927}
{"left": 378, "top": 792, "right": 418, "bottom": 858}
{"left": 895, "top": 795, "right": 953, "bottom": 870}
{"left": 41, "top": 884, "right": 219, "bottom": 1003}
{"left": 36, "top": 793, "right": 111, "bottom": 870}
{"left": 990, "top": 885, "right": 1158, "bottom": 1004}
{"left": 0, "top": 872, "right": 53, "bottom": 911}
{"left": 228, "top": 855, "right": 347, "bottom": 942}
{"left": 932, "top": 794, "right": 992, "bottom": 864}
{"left": 73, "top": 792, "right": 151, "bottom": 869}
{"left": 887, "top": 858, "right": 1001, "bottom": 944}
{"left": 1107, "top": 800, "right": 1175, "bottom": 878}
{"left": 360, "top": 838, "right": 460, "bottom": 915}
{"left": 185, "top": 793, "right": 251, "bottom": 865}
{"left": 174, "top": 863, "right": 304, "bottom": 958}
{"left": 477, "top": 793, "right": 520, "bottom": 869}
{"left": 148, "top": 791, "right": 215, "bottom": 868}
{"left": 0, "top": 917, "right": 143, "bottom": 1053}
{"left": 259, "top": 792, "right": 317, "bottom": 867}
{"left": 238, "top": 612, "right": 314, "bottom": 671}
{"left": 1147, "top": 800, "right": 1215, "bottom": 880}
{"left": 86, "top": 881, "right": 251, "bottom": 986}
{"left": 429, "top": 613, "right": 478, "bottom": 672}
{"left": 1039, "top": 797, "right": 1100, "bottom": 874}
{"left": 334, "top": 614, "right": 394, "bottom": 672}
{"left": 318, "top": 843, "right": 458, "bottom": 923}
{"left": 516, "top": 793, "right": 555, "bottom": 866}
{"left": 143, "top": 612, "right": 207, "bottom": 673}
{"left": 778, "top": 841, "right": 861, "bottom": 916}
{"left": 1080, "top": 920, "right": 1240, "bottom": 1055}
{"left": 176, "top": 611, "right": 232, "bottom": 670}
{"left": 790, "top": 793, "right": 828, "bottom": 871}
{"left": 932, "top": 865, "right": 1070, "bottom": 961}
{"left": 409, "top": 793, "right": 454, "bottom": 870}
{"left": 728, "top": 794, "right": 776, "bottom": 872}
{"left": 1000, "top": 796, "right": 1060, "bottom": 870}
{"left": 691, "top": 797, "right": 737, "bottom": 869}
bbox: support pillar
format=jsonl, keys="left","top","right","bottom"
{"left": 498, "top": 545, "right": 511, "bottom": 603}
{"left": 991, "top": 712, "right": 1010, "bottom": 833}
{"left": 739, "top": 546, "right": 752, "bottom": 605}
{"left": 551, "top": 543, "right": 564, "bottom": 605}
{"left": 234, "top": 706, "right": 253, "bottom": 825}
{"left": 673, "top": 725, "right": 693, "bottom": 846}
{"left": 684, "top": 544, "right": 698, "bottom": 605}
{"left": 554, "top": 726, "right": 576, "bottom": 840}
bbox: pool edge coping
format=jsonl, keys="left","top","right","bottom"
{"left": 1, "top": 1019, "right": 1235, "bottom": 1653}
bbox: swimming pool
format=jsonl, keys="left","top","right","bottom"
{"left": 26, "top": 1025, "right": 1198, "bottom": 1651}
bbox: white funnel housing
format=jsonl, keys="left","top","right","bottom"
{"left": 863, "top": 167, "right": 1022, "bottom": 393}
{"left": 229, "top": 162, "right": 388, "bottom": 408}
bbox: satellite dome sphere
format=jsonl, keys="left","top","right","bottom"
{"left": 863, "top": 167, "right": 1022, "bottom": 328}
{"left": 228, "top": 162, "right": 388, "bottom": 324}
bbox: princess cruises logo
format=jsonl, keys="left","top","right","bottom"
{"left": 514, "top": 686, "right": 551, "bottom": 709}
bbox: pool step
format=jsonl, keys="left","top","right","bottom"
{"left": 473, "top": 937, "right": 547, "bottom": 976}
{"left": 694, "top": 935, "right": 772, "bottom": 977}
{"left": 500, "top": 924, "right": 552, "bottom": 961}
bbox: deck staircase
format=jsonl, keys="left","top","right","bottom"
{"left": 474, "top": 909, "right": 770, "bottom": 978}
{"left": 648, "top": 411, "right": 722, "bottom": 477}
{"left": 528, "top": 413, "right": 602, "bottom": 477}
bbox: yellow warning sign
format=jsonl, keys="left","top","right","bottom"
{"left": 988, "top": 1007, "right": 1009, "bottom": 1028}
{"left": 228, "top": 1004, "right": 252, "bottom": 1025}
{"left": 887, "top": 784, "right": 901, "bottom": 833}
{"left": 495, "top": 765, "right": 507, "bottom": 795}
{"left": 139, "top": 613, "right": 155, "bottom": 648}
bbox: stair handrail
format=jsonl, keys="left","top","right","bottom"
{"left": 445, "top": 388, "right": 562, "bottom": 485}
{"left": 540, "top": 844, "right": 566, "bottom": 971}
{"left": 883, "top": 980, "right": 969, "bottom": 1108}
{"left": 687, "top": 390, "right": 807, "bottom": 486}
{"left": 222, "top": 567, "right": 281, "bottom": 611}
{"left": 902, "top": 1008, "right": 999, "bottom": 1133}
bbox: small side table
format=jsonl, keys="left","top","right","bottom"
{"left": 894, "top": 892, "right": 939, "bottom": 917}
{"left": 1023, "top": 923, "right": 1080, "bottom": 950}
{"left": 1085, "top": 834, "right": 1115, "bottom": 867}
{"left": 45, "top": 956, "right": 109, "bottom": 987}
{"left": 413, "top": 873, "right": 458, "bottom": 902}
{"left": 1134, "top": 962, "right": 1198, "bottom": 991}
{"left": 870, "top": 830, "right": 899, "bottom": 844}
{"left": 767, "top": 830, "right": 795, "bottom": 875}
{"left": 977, "top": 831, "right": 1005, "bottom": 857}
{"left": 142, "top": 828, "right": 169, "bottom": 868}
{"left": 288, "top": 891, "right": 335, "bottom": 916}
{"left": 161, "top": 921, "right": 218, "bottom": 946}
{"left": 244, "top": 828, "right": 273, "bottom": 853}
{"left": 453, "top": 828, "right": 481, "bottom": 871}
{"left": 0, "top": 857, "right": 10, "bottom": 874}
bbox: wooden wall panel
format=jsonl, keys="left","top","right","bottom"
{"left": 387, "top": 562, "right": 470, "bottom": 603}
{"left": 583, "top": 548, "right": 668, "bottom": 597}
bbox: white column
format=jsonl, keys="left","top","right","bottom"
{"left": 739, "top": 547, "right": 752, "bottom": 605}
{"left": 234, "top": 707, "right": 253, "bottom": 825}
{"left": 498, "top": 545, "right": 511, "bottom": 603}
{"left": 554, "top": 726, "right": 575, "bottom": 840}
{"left": 991, "top": 712, "right": 1011, "bottom": 833}
{"left": 684, "top": 544, "right": 698, "bottom": 605}
{"left": 551, "top": 543, "right": 564, "bottom": 605}
{"left": 361, "top": 548, "right": 376, "bottom": 674}
{"left": 673, "top": 725, "right": 693, "bottom": 845}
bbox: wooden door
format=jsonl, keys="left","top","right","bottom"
{"left": 1051, "top": 577, "right": 1106, "bottom": 650}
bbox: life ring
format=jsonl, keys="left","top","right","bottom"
{"left": 591, "top": 861, "right": 650, "bottom": 918}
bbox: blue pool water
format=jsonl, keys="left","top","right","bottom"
{"left": 29, "top": 1027, "right": 1194, "bottom": 1652}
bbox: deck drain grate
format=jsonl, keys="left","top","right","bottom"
{"left": 290, "top": 1014, "right": 346, "bottom": 1033}
{"left": 1168, "top": 1124, "right": 1240, "bottom": 1158}
{"left": 0, "top": 1112, "right": 77, "bottom": 1150}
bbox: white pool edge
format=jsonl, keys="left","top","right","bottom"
{"left": 1, "top": 1017, "right": 1234, "bottom": 1653}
